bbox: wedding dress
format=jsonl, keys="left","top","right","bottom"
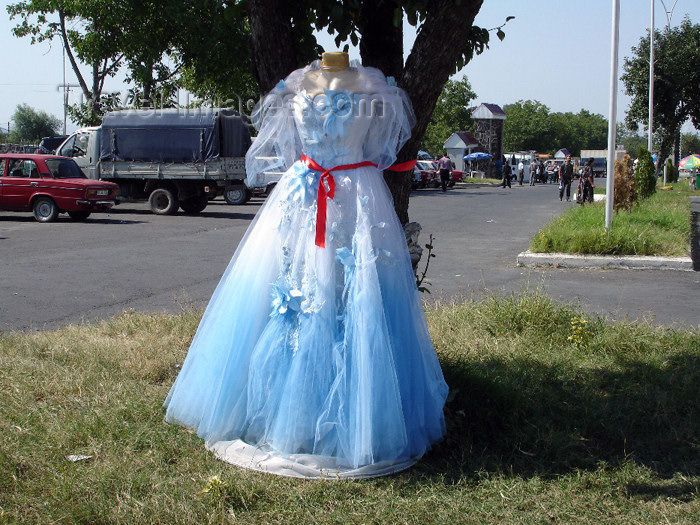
{"left": 164, "top": 60, "right": 448, "bottom": 478}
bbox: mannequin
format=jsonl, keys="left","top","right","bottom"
{"left": 164, "top": 56, "right": 447, "bottom": 479}
{"left": 300, "top": 51, "right": 360, "bottom": 95}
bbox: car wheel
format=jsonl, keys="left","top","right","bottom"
{"left": 430, "top": 180, "right": 440, "bottom": 189}
{"left": 32, "top": 197, "right": 59, "bottom": 222}
{"left": 68, "top": 210, "right": 91, "bottom": 221}
{"left": 148, "top": 187, "right": 179, "bottom": 215}
{"left": 224, "top": 185, "right": 251, "bottom": 205}
{"left": 180, "top": 195, "right": 208, "bottom": 214}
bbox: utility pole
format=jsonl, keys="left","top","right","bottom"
{"left": 56, "top": 83, "right": 81, "bottom": 135}
{"left": 648, "top": 0, "right": 654, "bottom": 153}
{"left": 605, "top": 0, "right": 620, "bottom": 230}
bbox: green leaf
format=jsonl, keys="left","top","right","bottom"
{"left": 392, "top": 7, "right": 402, "bottom": 28}
{"left": 497, "top": 29, "right": 505, "bottom": 42}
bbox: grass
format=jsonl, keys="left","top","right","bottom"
{"left": 461, "top": 177, "right": 502, "bottom": 184}
{"left": 2, "top": 293, "right": 699, "bottom": 523}
{"left": 529, "top": 182, "right": 693, "bottom": 256}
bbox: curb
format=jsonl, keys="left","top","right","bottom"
{"left": 517, "top": 251, "right": 694, "bottom": 271}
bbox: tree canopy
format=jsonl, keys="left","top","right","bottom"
{"left": 9, "top": 104, "right": 61, "bottom": 143}
{"left": 681, "top": 132, "right": 700, "bottom": 157}
{"left": 502, "top": 100, "right": 607, "bottom": 156}
{"left": 246, "top": 0, "right": 511, "bottom": 223}
{"left": 7, "top": 0, "right": 255, "bottom": 124}
{"left": 621, "top": 17, "right": 700, "bottom": 164}
{"left": 421, "top": 76, "right": 477, "bottom": 156}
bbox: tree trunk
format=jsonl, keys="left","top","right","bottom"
{"left": 247, "top": 0, "right": 485, "bottom": 224}
{"left": 359, "top": 0, "right": 484, "bottom": 224}
{"left": 247, "top": 0, "right": 299, "bottom": 94}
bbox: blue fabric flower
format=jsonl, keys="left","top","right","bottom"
{"left": 270, "top": 282, "right": 304, "bottom": 317}
{"left": 322, "top": 89, "right": 353, "bottom": 138}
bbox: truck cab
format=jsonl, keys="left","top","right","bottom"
{"left": 56, "top": 128, "right": 100, "bottom": 180}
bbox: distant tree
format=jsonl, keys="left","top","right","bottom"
{"left": 622, "top": 17, "right": 700, "bottom": 166}
{"left": 9, "top": 104, "right": 61, "bottom": 143}
{"left": 681, "top": 132, "right": 700, "bottom": 157}
{"left": 503, "top": 100, "right": 552, "bottom": 153}
{"left": 617, "top": 125, "right": 650, "bottom": 159}
{"left": 8, "top": 1, "right": 125, "bottom": 125}
{"left": 421, "top": 76, "right": 477, "bottom": 156}
{"left": 635, "top": 146, "right": 657, "bottom": 200}
{"left": 566, "top": 110, "right": 608, "bottom": 155}
{"left": 7, "top": 1, "right": 188, "bottom": 124}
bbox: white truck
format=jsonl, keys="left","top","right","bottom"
{"left": 57, "top": 108, "right": 252, "bottom": 214}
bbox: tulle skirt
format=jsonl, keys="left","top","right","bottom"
{"left": 164, "top": 161, "right": 448, "bottom": 478}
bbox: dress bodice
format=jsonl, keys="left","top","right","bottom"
{"left": 245, "top": 61, "right": 415, "bottom": 187}
{"left": 292, "top": 90, "right": 373, "bottom": 166}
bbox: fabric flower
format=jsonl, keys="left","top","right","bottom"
{"left": 270, "top": 282, "right": 304, "bottom": 317}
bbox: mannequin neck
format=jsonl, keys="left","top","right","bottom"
{"left": 321, "top": 51, "right": 349, "bottom": 72}
{"left": 301, "top": 53, "right": 359, "bottom": 95}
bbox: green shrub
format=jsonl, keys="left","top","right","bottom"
{"left": 636, "top": 147, "right": 657, "bottom": 200}
{"left": 666, "top": 158, "right": 678, "bottom": 183}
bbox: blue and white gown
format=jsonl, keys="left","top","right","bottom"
{"left": 164, "top": 61, "right": 448, "bottom": 478}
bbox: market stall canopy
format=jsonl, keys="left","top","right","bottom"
{"left": 463, "top": 152, "right": 493, "bottom": 160}
{"left": 679, "top": 154, "right": 700, "bottom": 170}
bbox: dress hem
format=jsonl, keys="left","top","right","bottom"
{"left": 206, "top": 439, "right": 418, "bottom": 479}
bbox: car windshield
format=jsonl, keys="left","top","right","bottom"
{"left": 417, "top": 161, "right": 435, "bottom": 170}
{"left": 45, "top": 158, "right": 87, "bottom": 179}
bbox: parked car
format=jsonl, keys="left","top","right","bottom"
{"left": 411, "top": 159, "right": 464, "bottom": 190}
{"left": 0, "top": 153, "right": 119, "bottom": 222}
{"left": 38, "top": 135, "right": 69, "bottom": 154}
{"left": 414, "top": 160, "right": 440, "bottom": 189}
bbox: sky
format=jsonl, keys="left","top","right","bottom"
{"left": 1, "top": 0, "right": 699, "bottom": 136}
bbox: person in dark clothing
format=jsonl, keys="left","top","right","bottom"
{"left": 502, "top": 162, "right": 512, "bottom": 188}
{"left": 559, "top": 155, "right": 574, "bottom": 201}
{"left": 578, "top": 157, "right": 595, "bottom": 204}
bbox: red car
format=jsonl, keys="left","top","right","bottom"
{"left": 0, "top": 154, "right": 118, "bottom": 222}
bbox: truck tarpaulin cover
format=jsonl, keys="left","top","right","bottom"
{"left": 99, "top": 109, "right": 251, "bottom": 163}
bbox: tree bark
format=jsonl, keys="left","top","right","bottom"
{"left": 358, "top": 0, "right": 485, "bottom": 224}
{"left": 247, "top": 0, "right": 486, "bottom": 224}
{"left": 247, "top": 0, "right": 299, "bottom": 94}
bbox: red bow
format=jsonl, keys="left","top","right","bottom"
{"left": 300, "top": 154, "right": 417, "bottom": 248}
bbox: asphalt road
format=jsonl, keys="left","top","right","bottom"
{"left": 1, "top": 183, "right": 698, "bottom": 332}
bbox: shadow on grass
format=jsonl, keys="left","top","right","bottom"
{"left": 416, "top": 353, "right": 700, "bottom": 485}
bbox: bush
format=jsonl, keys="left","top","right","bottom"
{"left": 665, "top": 158, "right": 678, "bottom": 183}
{"left": 614, "top": 153, "right": 636, "bottom": 212}
{"left": 636, "top": 146, "right": 656, "bottom": 200}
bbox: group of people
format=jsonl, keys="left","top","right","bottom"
{"left": 557, "top": 155, "right": 595, "bottom": 204}
{"left": 501, "top": 154, "right": 595, "bottom": 205}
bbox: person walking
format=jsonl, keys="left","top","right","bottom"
{"left": 529, "top": 159, "right": 538, "bottom": 186}
{"left": 559, "top": 155, "right": 574, "bottom": 201}
{"left": 502, "top": 160, "right": 512, "bottom": 188}
{"left": 538, "top": 160, "right": 545, "bottom": 184}
{"left": 518, "top": 159, "right": 524, "bottom": 186}
{"left": 437, "top": 152, "right": 452, "bottom": 192}
{"left": 578, "top": 157, "right": 595, "bottom": 204}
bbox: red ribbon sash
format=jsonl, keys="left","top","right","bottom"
{"left": 300, "top": 154, "right": 417, "bottom": 248}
